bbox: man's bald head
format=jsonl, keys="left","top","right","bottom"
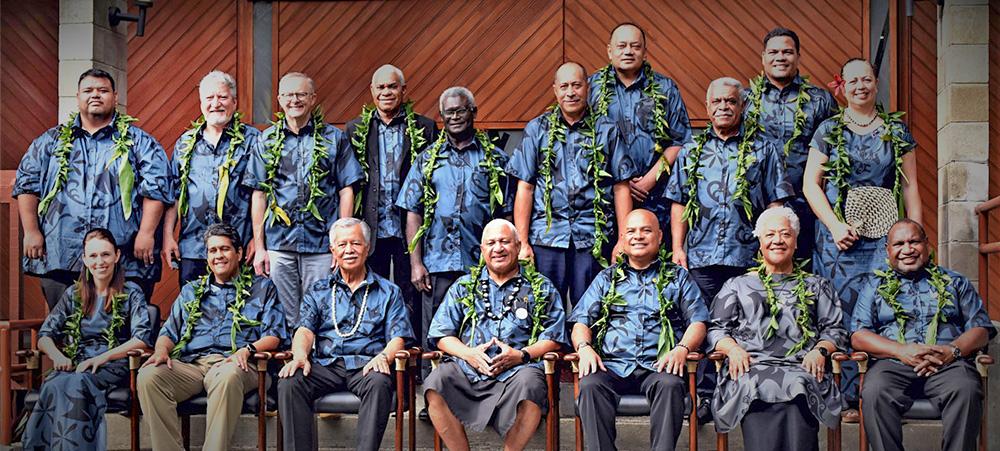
{"left": 554, "top": 61, "right": 587, "bottom": 84}
{"left": 609, "top": 22, "right": 646, "bottom": 47}
{"left": 623, "top": 209, "right": 662, "bottom": 265}
{"left": 625, "top": 209, "right": 660, "bottom": 232}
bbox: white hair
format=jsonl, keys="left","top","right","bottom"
{"left": 329, "top": 217, "right": 371, "bottom": 247}
{"left": 372, "top": 64, "right": 406, "bottom": 86}
{"left": 481, "top": 219, "right": 519, "bottom": 243}
{"left": 439, "top": 86, "right": 476, "bottom": 112}
{"left": 279, "top": 72, "right": 316, "bottom": 92}
{"left": 706, "top": 77, "right": 744, "bottom": 102}
{"left": 200, "top": 70, "right": 237, "bottom": 98}
{"left": 753, "top": 206, "right": 800, "bottom": 238}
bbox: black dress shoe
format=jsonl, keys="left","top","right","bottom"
{"left": 419, "top": 407, "right": 430, "bottom": 421}
{"left": 696, "top": 398, "right": 713, "bottom": 423}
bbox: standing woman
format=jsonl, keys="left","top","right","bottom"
{"left": 803, "top": 58, "right": 921, "bottom": 312}
{"left": 23, "top": 228, "right": 152, "bottom": 450}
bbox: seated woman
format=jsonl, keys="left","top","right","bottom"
{"left": 709, "top": 207, "right": 848, "bottom": 451}
{"left": 22, "top": 228, "right": 152, "bottom": 450}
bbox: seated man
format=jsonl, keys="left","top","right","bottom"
{"left": 709, "top": 206, "right": 847, "bottom": 451}
{"left": 571, "top": 209, "right": 709, "bottom": 451}
{"left": 425, "top": 219, "right": 565, "bottom": 451}
{"left": 850, "top": 219, "right": 997, "bottom": 451}
{"left": 277, "top": 217, "right": 414, "bottom": 451}
{"left": 138, "top": 223, "right": 286, "bottom": 451}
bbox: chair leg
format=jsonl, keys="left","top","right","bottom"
{"left": 395, "top": 363, "right": 405, "bottom": 451}
{"left": 831, "top": 373, "right": 842, "bottom": 451}
{"left": 544, "top": 358, "right": 559, "bottom": 451}
{"left": 687, "top": 361, "right": 698, "bottom": 451}
{"left": 573, "top": 366, "right": 582, "bottom": 451}
{"left": 434, "top": 429, "right": 442, "bottom": 451}
{"left": 130, "top": 367, "right": 140, "bottom": 451}
{"left": 258, "top": 366, "right": 266, "bottom": 451}
{"left": 717, "top": 432, "right": 728, "bottom": 451}
{"left": 409, "top": 361, "right": 416, "bottom": 451}
{"left": 858, "top": 372, "right": 866, "bottom": 451}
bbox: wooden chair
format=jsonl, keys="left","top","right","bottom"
{"left": 421, "top": 350, "right": 561, "bottom": 451}
{"left": 272, "top": 348, "right": 420, "bottom": 451}
{"left": 0, "top": 318, "right": 45, "bottom": 445}
{"left": 127, "top": 347, "right": 277, "bottom": 451}
{"left": 707, "top": 351, "right": 849, "bottom": 451}
{"left": 563, "top": 352, "right": 702, "bottom": 451}
{"left": 852, "top": 351, "right": 994, "bottom": 451}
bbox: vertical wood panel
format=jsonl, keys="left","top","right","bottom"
{"left": 127, "top": 0, "right": 240, "bottom": 314}
{"left": 906, "top": 0, "right": 938, "bottom": 249}
{"left": 987, "top": 0, "right": 1000, "bottom": 318}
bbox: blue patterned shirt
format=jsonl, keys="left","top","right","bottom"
{"left": 743, "top": 75, "right": 837, "bottom": 194}
{"left": 161, "top": 275, "right": 287, "bottom": 363}
{"left": 589, "top": 67, "right": 693, "bottom": 226}
{"left": 244, "top": 117, "right": 364, "bottom": 254}
{"left": 40, "top": 281, "right": 153, "bottom": 362}
{"left": 396, "top": 138, "right": 512, "bottom": 274}
{"left": 170, "top": 121, "right": 261, "bottom": 259}
{"left": 376, "top": 120, "right": 405, "bottom": 239}
{"left": 428, "top": 266, "right": 567, "bottom": 382}
{"left": 570, "top": 260, "right": 709, "bottom": 378}
{"left": 664, "top": 128, "right": 794, "bottom": 269}
{"left": 13, "top": 113, "right": 173, "bottom": 280}
{"left": 848, "top": 267, "right": 997, "bottom": 346}
{"left": 506, "top": 110, "right": 638, "bottom": 249}
{"left": 297, "top": 270, "right": 414, "bottom": 369}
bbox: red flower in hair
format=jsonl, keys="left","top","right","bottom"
{"left": 827, "top": 74, "right": 845, "bottom": 97}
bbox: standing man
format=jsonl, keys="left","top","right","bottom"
{"left": 424, "top": 219, "right": 565, "bottom": 450}
{"left": 163, "top": 70, "right": 261, "bottom": 286}
{"left": 589, "top": 22, "right": 692, "bottom": 231}
{"left": 277, "top": 218, "right": 414, "bottom": 451}
{"left": 138, "top": 223, "right": 286, "bottom": 451}
{"left": 508, "top": 62, "right": 636, "bottom": 309}
{"left": 246, "top": 72, "right": 364, "bottom": 326}
{"left": 666, "top": 77, "right": 793, "bottom": 301}
{"left": 396, "top": 86, "right": 511, "bottom": 376}
{"left": 346, "top": 64, "right": 436, "bottom": 344}
{"left": 850, "top": 219, "right": 996, "bottom": 451}
{"left": 13, "top": 68, "right": 171, "bottom": 306}
{"left": 744, "top": 27, "right": 837, "bottom": 267}
{"left": 571, "top": 209, "right": 708, "bottom": 451}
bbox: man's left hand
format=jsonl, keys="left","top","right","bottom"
{"left": 488, "top": 340, "right": 524, "bottom": 375}
{"left": 225, "top": 348, "right": 252, "bottom": 372}
{"left": 364, "top": 353, "right": 391, "bottom": 375}
{"left": 655, "top": 346, "right": 688, "bottom": 376}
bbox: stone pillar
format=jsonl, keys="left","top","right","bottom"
{"left": 936, "top": 0, "right": 988, "bottom": 285}
{"left": 58, "top": 0, "right": 129, "bottom": 122}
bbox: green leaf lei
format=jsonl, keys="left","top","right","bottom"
{"left": 680, "top": 120, "right": 759, "bottom": 228}
{"left": 747, "top": 74, "right": 814, "bottom": 159}
{"left": 593, "top": 62, "right": 672, "bottom": 155}
{"left": 874, "top": 259, "right": 954, "bottom": 345}
{"left": 403, "top": 101, "right": 428, "bottom": 164}
{"left": 734, "top": 82, "right": 763, "bottom": 222}
{"left": 680, "top": 132, "right": 710, "bottom": 228}
{"left": 172, "top": 265, "right": 257, "bottom": 358}
{"left": 751, "top": 257, "right": 817, "bottom": 356}
{"left": 61, "top": 283, "right": 126, "bottom": 363}
{"left": 106, "top": 113, "right": 139, "bottom": 219}
{"left": 176, "top": 113, "right": 247, "bottom": 219}
{"left": 823, "top": 105, "right": 909, "bottom": 222}
{"left": 407, "top": 130, "right": 505, "bottom": 253}
{"left": 538, "top": 105, "right": 567, "bottom": 231}
{"left": 456, "top": 259, "right": 550, "bottom": 347}
{"left": 261, "top": 109, "right": 329, "bottom": 226}
{"left": 37, "top": 113, "right": 78, "bottom": 216}
{"left": 350, "top": 101, "right": 429, "bottom": 215}
{"left": 582, "top": 113, "right": 613, "bottom": 267}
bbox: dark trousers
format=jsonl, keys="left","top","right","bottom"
{"left": 369, "top": 238, "right": 419, "bottom": 346}
{"left": 577, "top": 368, "right": 687, "bottom": 451}
{"left": 533, "top": 243, "right": 600, "bottom": 309}
{"left": 741, "top": 396, "right": 819, "bottom": 451}
{"left": 277, "top": 360, "right": 395, "bottom": 451}
{"left": 688, "top": 265, "right": 747, "bottom": 400}
{"left": 788, "top": 195, "right": 816, "bottom": 271}
{"left": 861, "top": 359, "right": 982, "bottom": 451}
{"left": 420, "top": 271, "right": 462, "bottom": 380}
{"left": 38, "top": 270, "right": 155, "bottom": 309}
{"left": 179, "top": 258, "right": 207, "bottom": 288}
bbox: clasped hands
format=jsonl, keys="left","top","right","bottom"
{"left": 896, "top": 343, "right": 958, "bottom": 377}
{"left": 461, "top": 337, "right": 525, "bottom": 377}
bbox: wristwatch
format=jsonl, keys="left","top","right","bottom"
{"left": 245, "top": 343, "right": 257, "bottom": 354}
{"left": 950, "top": 345, "right": 962, "bottom": 361}
{"left": 814, "top": 347, "right": 829, "bottom": 358}
{"left": 520, "top": 349, "right": 531, "bottom": 364}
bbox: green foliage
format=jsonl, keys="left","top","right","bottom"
{"left": 654, "top": 246, "right": 678, "bottom": 360}
{"left": 456, "top": 260, "right": 485, "bottom": 345}
{"left": 751, "top": 256, "right": 817, "bottom": 356}
{"left": 591, "top": 256, "right": 628, "bottom": 356}
{"left": 262, "top": 113, "right": 291, "bottom": 226}
{"left": 522, "top": 259, "right": 550, "bottom": 346}
{"left": 38, "top": 113, "right": 78, "bottom": 216}
{"left": 172, "top": 275, "right": 209, "bottom": 359}
{"left": 878, "top": 107, "right": 910, "bottom": 220}
{"left": 100, "top": 292, "right": 127, "bottom": 350}
{"left": 876, "top": 257, "right": 954, "bottom": 345}
{"left": 476, "top": 130, "right": 506, "bottom": 214}
{"left": 734, "top": 79, "right": 763, "bottom": 222}
{"left": 226, "top": 265, "right": 260, "bottom": 352}
{"left": 681, "top": 132, "right": 710, "bottom": 228}
{"left": 593, "top": 63, "right": 674, "bottom": 176}
{"left": 403, "top": 101, "right": 427, "bottom": 164}
{"left": 216, "top": 113, "right": 247, "bottom": 219}
{"left": 302, "top": 109, "right": 330, "bottom": 221}
{"left": 407, "top": 133, "right": 448, "bottom": 254}
{"left": 175, "top": 116, "right": 205, "bottom": 219}
{"left": 61, "top": 283, "right": 86, "bottom": 363}
{"left": 539, "top": 106, "right": 566, "bottom": 231}
{"left": 176, "top": 113, "right": 246, "bottom": 220}
{"left": 582, "top": 113, "right": 612, "bottom": 267}
{"left": 349, "top": 104, "right": 376, "bottom": 215}
{"left": 106, "top": 113, "right": 139, "bottom": 219}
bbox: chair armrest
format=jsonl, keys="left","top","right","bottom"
{"left": 421, "top": 351, "right": 443, "bottom": 361}
{"left": 685, "top": 351, "right": 703, "bottom": 374}
{"left": 271, "top": 351, "right": 293, "bottom": 361}
{"left": 542, "top": 352, "right": 562, "bottom": 375}
{"left": 850, "top": 351, "right": 870, "bottom": 373}
{"left": 15, "top": 350, "right": 41, "bottom": 370}
{"left": 976, "top": 353, "right": 994, "bottom": 378}
{"left": 127, "top": 349, "right": 153, "bottom": 370}
{"left": 831, "top": 351, "right": 849, "bottom": 374}
{"left": 708, "top": 352, "right": 726, "bottom": 371}
{"left": 562, "top": 353, "right": 579, "bottom": 375}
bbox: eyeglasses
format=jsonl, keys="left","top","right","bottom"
{"left": 278, "top": 92, "right": 314, "bottom": 100}
{"left": 442, "top": 107, "right": 473, "bottom": 118}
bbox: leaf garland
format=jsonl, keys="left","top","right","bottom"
{"left": 61, "top": 283, "right": 126, "bottom": 363}
{"left": 582, "top": 113, "right": 613, "bottom": 267}
{"left": 746, "top": 74, "right": 814, "bottom": 159}
{"left": 591, "top": 256, "right": 628, "bottom": 356}
{"left": 823, "top": 105, "right": 909, "bottom": 222}
{"left": 176, "top": 113, "right": 247, "bottom": 219}
{"left": 653, "top": 246, "right": 679, "bottom": 360}
{"left": 349, "top": 104, "right": 376, "bottom": 215}
{"left": 751, "top": 256, "right": 817, "bottom": 356}
{"left": 875, "top": 259, "right": 954, "bottom": 345}
{"left": 105, "top": 113, "right": 139, "bottom": 219}
{"left": 475, "top": 130, "right": 506, "bottom": 214}
{"left": 302, "top": 110, "right": 331, "bottom": 221}
{"left": 593, "top": 62, "right": 672, "bottom": 154}
{"left": 521, "top": 260, "right": 550, "bottom": 346}
{"left": 538, "top": 105, "right": 567, "bottom": 232}
{"left": 403, "top": 101, "right": 428, "bottom": 164}
{"left": 681, "top": 132, "right": 711, "bottom": 228}
{"left": 456, "top": 259, "right": 550, "bottom": 347}
{"left": 406, "top": 132, "right": 448, "bottom": 253}
{"left": 171, "top": 265, "right": 257, "bottom": 358}
{"left": 734, "top": 81, "right": 763, "bottom": 222}
{"left": 37, "top": 113, "right": 78, "bottom": 216}
{"left": 261, "top": 109, "right": 329, "bottom": 226}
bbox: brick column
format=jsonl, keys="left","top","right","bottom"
{"left": 937, "top": 0, "right": 988, "bottom": 285}
{"left": 58, "top": 0, "right": 128, "bottom": 122}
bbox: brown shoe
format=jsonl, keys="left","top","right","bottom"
{"left": 842, "top": 408, "right": 860, "bottom": 423}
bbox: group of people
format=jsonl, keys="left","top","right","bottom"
{"left": 12, "top": 20, "right": 995, "bottom": 451}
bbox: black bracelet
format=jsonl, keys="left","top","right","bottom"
{"left": 520, "top": 349, "right": 531, "bottom": 364}
{"left": 676, "top": 343, "right": 691, "bottom": 353}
